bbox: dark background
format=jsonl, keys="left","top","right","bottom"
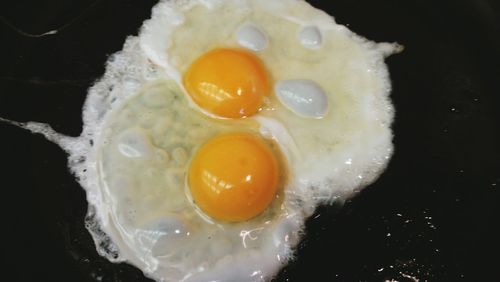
{"left": 0, "top": 0, "right": 499, "bottom": 281}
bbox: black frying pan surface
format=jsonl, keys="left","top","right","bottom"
{"left": 0, "top": 0, "right": 499, "bottom": 281}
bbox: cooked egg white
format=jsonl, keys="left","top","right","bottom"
{"left": 10, "top": 0, "right": 400, "bottom": 281}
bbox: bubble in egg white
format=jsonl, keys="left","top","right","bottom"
{"left": 137, "top": 216, "right": 192, "bottom": 257}
{"left": 236, "top": 23, "right": 269, "bottom": 51}
{"left": 117, "top": 128, "right": 154, "bottom": 159}
{"left": 275, "top": 79, "right": 329, "bottom": 118}
{"left": 298, "top": 25, "right": 323, "bottom": 49}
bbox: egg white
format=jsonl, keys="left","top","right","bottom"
{"left": 15, "top": 0, "right": 401, "bottom": 281}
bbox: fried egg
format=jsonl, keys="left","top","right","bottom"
{"left": 13, "top": 0, "right": 400, "bottom": 281}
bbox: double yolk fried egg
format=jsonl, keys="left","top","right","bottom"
{"left": 53, "top": 0, "right": 402, "bottom": 281}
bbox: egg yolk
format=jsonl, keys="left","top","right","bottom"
{"left": 188, "top": 133, "right": 280, "bottom": 222}
{"left": 183, "top": 48, "right": 270, "bottom": 118}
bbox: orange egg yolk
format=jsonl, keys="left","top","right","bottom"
{"left": 188, "top": 133, "right": 280, "bottom": 222}
{"left": 183, "top": 48, "right": 271, "bottom": 118}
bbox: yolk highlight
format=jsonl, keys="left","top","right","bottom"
{"left": 188, "top": 133, "right": 280, "bottom": 222}
{"left": 183, "top": 48, "right": 270, "bottom": 118}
